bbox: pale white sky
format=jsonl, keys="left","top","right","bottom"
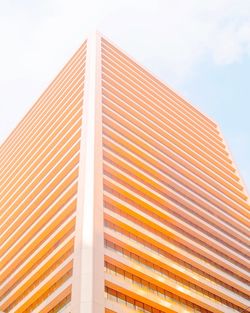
{"left": 0, "top": 0, "right": 249, "bottom": 190}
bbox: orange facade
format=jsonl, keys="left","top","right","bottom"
{"left": 0, "top": 33, "right": 249, "bottom": 313}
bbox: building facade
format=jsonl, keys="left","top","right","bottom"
{"left": 0, "top": 33, "right": 249, "bottom": 313}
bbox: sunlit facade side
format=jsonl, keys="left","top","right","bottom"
{"left": 0, "top": 41, "right": 86, "bottom": 312}
{"left": 100, "top": 37, "right": 249, "bottom": 313}
{"left": 0, "top": 33, "right": 249, "bottom": 313}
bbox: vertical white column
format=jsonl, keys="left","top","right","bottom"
{"left": 71, "top": 32, "right": 104, "bottom": 313}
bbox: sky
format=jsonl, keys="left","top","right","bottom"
{"left": 0, "top": 0, "right": 249, "bottom": 191}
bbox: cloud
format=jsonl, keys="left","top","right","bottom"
{"left": 0, "top": 0, "right": 250, "bottom": 143}
{"left": 95, "top": 0, "right": 250, "bottom": 79}
{"left": 1, "top": 0, "right": 250, "bottom": 80}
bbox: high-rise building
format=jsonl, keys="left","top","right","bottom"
{"left": 0, "top": 32, "right": 249, "bottom": 313}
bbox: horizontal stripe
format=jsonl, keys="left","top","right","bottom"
{"left": 102, "top": 39, "right": 219, "bottom": 133}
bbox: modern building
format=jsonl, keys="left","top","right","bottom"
{"left": 0, "top": 32, "right": 249, "bottom": 313}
